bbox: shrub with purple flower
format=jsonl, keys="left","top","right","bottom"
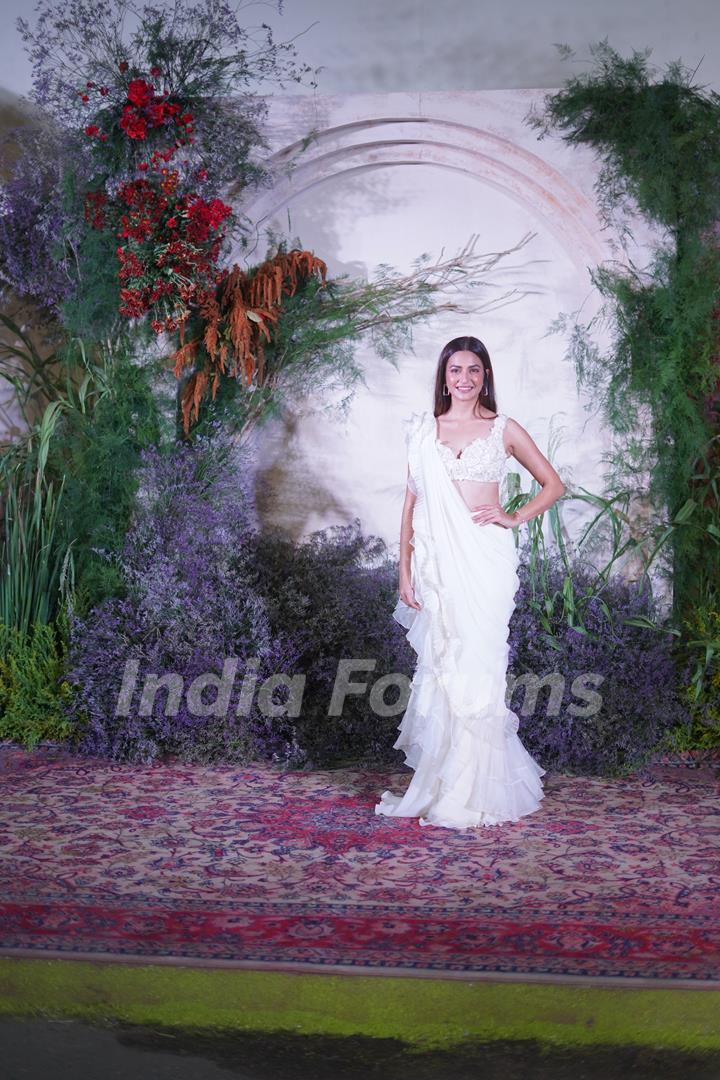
{"left": 0, "top": 128, "right": 80, "bottom": 316}
{"left": 507, "top": 544, "right": 692, "bottom": 776}
{"left": 63, "top": 427, "right": 306, "bottom": 765}
{"left": 62, "top": 423, "right": 414, "bottom": 768}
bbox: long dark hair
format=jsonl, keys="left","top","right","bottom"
{"left": 433, "top": 335, "right": 497, "bottom": 419}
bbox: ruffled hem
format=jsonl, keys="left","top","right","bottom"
{"left": 374, "top": 673, "right": 546, "bottom": 830}
{"left": 374, "top": 748, "right": 546, "bottom": 830}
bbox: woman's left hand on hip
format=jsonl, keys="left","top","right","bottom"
{"left": 470, "top": 504, "right": 516, "bottom": 528}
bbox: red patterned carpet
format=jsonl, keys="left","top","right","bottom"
{"left": 1, "top": 744, "right": 719, "bottom": 985}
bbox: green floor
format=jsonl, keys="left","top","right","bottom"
{"left": 1, "top": 959, "right": 719, "bottom": 1052}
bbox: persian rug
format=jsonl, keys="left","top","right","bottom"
{"left": 1, "top": 744, "right": 718, "bottom": 985}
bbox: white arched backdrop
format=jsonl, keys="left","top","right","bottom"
{"left": 230, "top": 89, "right": 659, "bottom": 586}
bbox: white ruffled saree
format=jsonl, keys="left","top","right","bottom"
{"left": 374, "top": 410, "right": 546, "bottom": 829}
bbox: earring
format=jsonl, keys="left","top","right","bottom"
{"left": 443, "top": 383, "right": 450, "bottom": 396}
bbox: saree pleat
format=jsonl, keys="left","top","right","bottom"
{"left": 375, "top": 411, "right": 546, "bottom": 829}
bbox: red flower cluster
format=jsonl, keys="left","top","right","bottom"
{"left": 118, "top": 78, "right": 193, "bottom": 142}
{"left": 103, "top": 168, "right": 233, "bottom": 330}
{"left": 84, "top": 189, "right": 108, "bottom": 229}
{"left": 117, "top": 177, "right": 167, "bottom": 241}
{"left": 185, "top": 197, "right": 233, "bottom": 244}
{"left": 84, "top": 122, "right": 108, "bottom": 142}
{"left": 77, "top": 61, "right": 231, "bottom": 334}
{"left": 79, "top": 71, "right": 193, "bottom": 146}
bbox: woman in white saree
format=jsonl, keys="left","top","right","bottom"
{"left": 375, "top": 336, "right": 565, "bottom": 830}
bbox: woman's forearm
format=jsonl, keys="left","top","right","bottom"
{"left": 512, "top": 481, "right": 565, "bottom": 526}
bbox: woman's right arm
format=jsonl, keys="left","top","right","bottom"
{"left": 399, "top": 465, "right": 421, "bottom": 610}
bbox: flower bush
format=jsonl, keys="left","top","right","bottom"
{"left": 63, "top": 427, "right": 306, "bottom": 764}
{"left": 75, "top": 57, "right": 236, "bottom": 331}
{"left": 89, "top": 154, "right": 234, "bottom": 331}
{"left": 0, "top": 128, "right": 79, "bottom": 315}
{"left": 17, "top": 0, "right": 317, "bottom": 179}
{"left": 507, "top": 544, "right": 691, "bottom": 776}
{"left": 77, "top": 72, "right": 236, "bottom": 326}
{"left": 62, "top": 421, "right": 413, "bottom": 768}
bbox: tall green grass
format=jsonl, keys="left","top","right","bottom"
{"left": 0, "top": 401, "right": 74, "bottom": 637}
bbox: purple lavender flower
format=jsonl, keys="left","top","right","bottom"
{"left": 507, "top": 542, "right": 691, "bottom": 776}
{"left": 63, "top": 427, "right": 305, "bottom": 764}
{"left": 62, "top": 425, "right": 413, "bottom": 768}
{"left": 0, "top": 127, "right": 80, "bottom": 314}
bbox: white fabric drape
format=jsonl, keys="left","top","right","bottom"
{"left": 375, "top": 411, "right": 546, "bottom": 829}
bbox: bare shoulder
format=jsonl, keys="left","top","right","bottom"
{"left": 500, "top": 416, "right": 565, "bottom": 491}
{"left": 502, "top": 415, "right": 532, "bottom": 454}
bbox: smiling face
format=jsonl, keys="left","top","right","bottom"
{"left": 444, "top": 350, "right": 486, "bottom": 405}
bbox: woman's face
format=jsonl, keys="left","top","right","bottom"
{"left": 445, "top": 351, "right": 484, "bottom": 402}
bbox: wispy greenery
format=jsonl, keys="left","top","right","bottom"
{"left": 525, "top": 40, "right": 720, "bottom": 623}
{"left": 46, "top": 338, "right": 165, "bottom": 614}
{"left": 189, "top": 229, "right": 539, "bottom": 440}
